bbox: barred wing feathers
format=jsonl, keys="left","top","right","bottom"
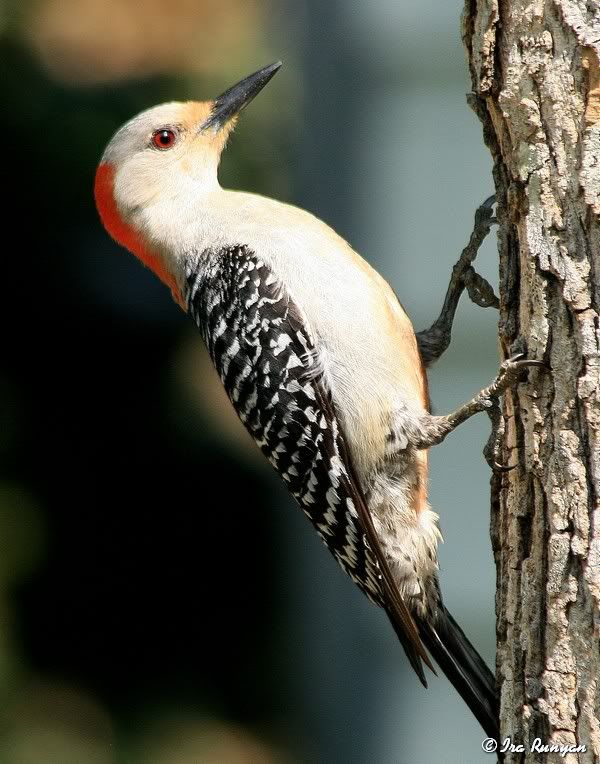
{"left": 187, "top": 245, "right": 432, "bottom": 681}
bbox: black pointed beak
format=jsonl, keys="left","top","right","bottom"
{"left": 200, "top": 62, "right": 282, "bottom": 132}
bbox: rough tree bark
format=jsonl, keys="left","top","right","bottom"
{"left": 462, "top": 1, "right": 600, "bottom": 761}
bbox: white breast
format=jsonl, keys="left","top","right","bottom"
{"left": 153, "top": 188, "right": 428, "bottom": 476}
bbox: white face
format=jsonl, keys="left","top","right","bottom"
{"left": 96, "top": 64, "right": 280, "bottom": 309}
{"left": 101, "top": 101, "right": 231, "bottom": 218}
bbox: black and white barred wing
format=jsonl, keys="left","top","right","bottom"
{"left": 187, "top": 245, "right": 431, "bottom": 679}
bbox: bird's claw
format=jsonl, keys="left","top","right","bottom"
{"left": 483, "top": 399, "right": 508, "bottom": 470}
{"left": 475, "top": 353, "right": 547, "bottom": 417}
{"left": 457, "top": 195, "right": 500, "bottom": 309}
{"left": 492, "top": 460, "right": 517, "bottom": 472}
{"left": 496, "top": 353, "right": 547, "bottom": 388}
{"left": 462, "top": 267, "right": 500, "bottom": 309}
{"left": 481, "top": 353, "right": 547, "bottom": 469}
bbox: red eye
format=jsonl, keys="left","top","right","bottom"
{"left": 151, "top": 128, "right": 177, "bottom": 150}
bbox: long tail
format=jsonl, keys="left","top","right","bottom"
{"left": 416, "top": 605, "right": 499, "bottom": 740}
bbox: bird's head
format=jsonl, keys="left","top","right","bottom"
{"left": 95, "top": 62, "right": 281, "bottom": 308}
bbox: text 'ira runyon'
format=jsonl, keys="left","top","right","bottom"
{"left": 482, "top": 737, "right": 587, "bottom": 756}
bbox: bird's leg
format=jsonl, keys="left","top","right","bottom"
{"left": 412, "top": 354, "right": 545, "bottom": 450}
{"left": 416, "top": 195, "right": 499, "bottom": 367}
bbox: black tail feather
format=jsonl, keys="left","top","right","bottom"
{"left": 416, "top": 605, "right": 499, "bottom": 741}
{"left": 385, "top": 606, "right": 431, "bottom": 688}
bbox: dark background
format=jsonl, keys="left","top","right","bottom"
{"left": 2, "top": 2, "right": 499, "bottom": 761}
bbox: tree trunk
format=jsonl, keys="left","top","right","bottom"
{"left": 462, "top": 2, "right": 600, "bottom": 761}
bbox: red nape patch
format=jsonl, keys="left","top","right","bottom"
{"left": 94, "top": 163, "right": 185, "bottom": 310}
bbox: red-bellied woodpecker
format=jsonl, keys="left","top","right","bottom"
{"left": 95, "top": 62, "right": 542, "bottom": 739}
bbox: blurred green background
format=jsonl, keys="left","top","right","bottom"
{"left": 1, "top": 1, "right": 499, "bottom": 762}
